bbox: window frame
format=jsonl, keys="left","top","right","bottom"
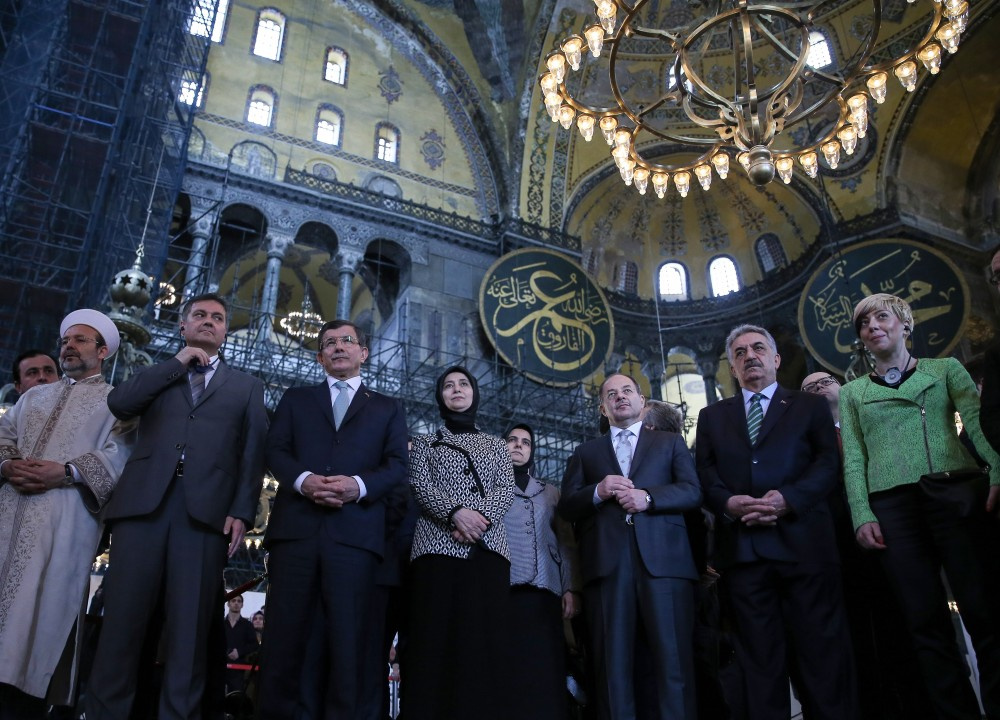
{"left": 806, "top": 30, "right": 834, "bottom": 70}
{"left": 178, "top": 71, "right": 208, "bottom": 108}
{"left": 616, "top": 260, "right": 639, "bottom": 295}
{"left": 657, "top": 261, "right": 689, "bottom": 300}
{"left": 323, "top": 46, "right": 349, "bottom": 87}
{"left": 315, "top": 104, "right": 344, "bottom": 147}
{"left": 708, "top": 255, "right": 741, "bottom": 297}
{"left": 188, "top": 0, "right": 229, "bottom": 43}
{"left": 251, "top": 8, "right": 286, "bottom": 63}
{"left": 754, "top": 233, "right": 787, "bottom": 275}
{"left": 374, "top": 122, "right": 400, "bottom": 164}
{"left": 246, "top": 85, "right": 277, "bottom": 128}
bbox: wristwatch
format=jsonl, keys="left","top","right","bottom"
{"left": 63, "top": 463, "right": 74, "bottom": 487}
{"left": 643, "top": 490, "right": 653, "bottom": 509}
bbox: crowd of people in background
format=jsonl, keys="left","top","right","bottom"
{"left": 0, "top": 245, "right": 999, "bottom": 720}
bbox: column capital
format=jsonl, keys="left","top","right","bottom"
{"left": 266, "top": 232, "right": 294, "bottom": 258}
{"left": 335, "top": 247, "right": 366, "bottom": 272}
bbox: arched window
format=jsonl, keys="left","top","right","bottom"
{"left": 324, "top": 47, "right": 348, "bottom": 85}
{"left": 315, "top": 105, "right": 343, "bottom": 146}
{"left": 178, "top": 71, "right": 207, "bottom": 108}
{"left": 616, "top": 261, "right": 639, "bottom": 295}
{"left": 806, "top": 31, "right": 832, "bottom": 69}
{"left": 246, "top": 86, "right": 276, "bottom": 127}
{"left": 709, "top": 256, "right": 740, "bottom": 297}
{"left": 375, "top": 122, "right": 400, "bottom": 163}
{"left": 252, "top": 9, "right": 285, "bottom": 61}
{"left": 658, "top": 262, "right": 688, "bottom": 299}
{"left": 188, "top": 0, "right": 228, "bottom": 42}
{"left": 755, "top": 233, "right": 787, "bottom": 274}
{"left": 582, "top": 248, "right": 600, "bottom": 276}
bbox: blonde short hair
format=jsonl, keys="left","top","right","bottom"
{"left": 852, "top": 293, "right": 914, "bottom": 336}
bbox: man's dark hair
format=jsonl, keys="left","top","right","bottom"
{"left": 643, "top": 399, "right": 684, "bottom": 434}
{"left": 598, "top": 372, "right": 642, "bottom": 399}
{"left": 181, "top": 292, "right": 230, "bottom": 322}
{"left": 317, "top": 319, "right": 367, "bottom": 350}
{"left": 12, "top": 349, "right": 57, "bottom": 383}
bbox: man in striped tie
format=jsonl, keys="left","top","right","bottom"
{"left": 695, "top": 324, "right": 856, "bottom": 720}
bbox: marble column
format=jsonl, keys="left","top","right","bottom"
{"left": 183, "top": 199, "right": 218, "bottom": 299}
{"left": 696, "top": 351, "right": 720, "bottom": 406}
{"left": 257, "top": 232, "right": 292, "bottom": 339}
{"left": 334, "top": 248, "right": 365, "bottom": 320}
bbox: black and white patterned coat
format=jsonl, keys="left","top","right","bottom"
{"left": 409, "top": 427, "right": 514, "bottom": 562}
{"left": 503, "top": 475, "right": 580, "bottom": 596}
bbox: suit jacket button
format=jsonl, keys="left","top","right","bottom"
{"left": 189, "top": 415, "right": 195, "bottom": 419}
{"left": 175, "top": 443, "right": 182, "bottom": 450}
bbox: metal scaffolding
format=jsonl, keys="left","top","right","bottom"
{"left": 0, "top": 0, "right": 216, "bottom": 369}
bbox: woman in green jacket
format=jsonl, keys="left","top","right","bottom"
{"left": 841, "top": 292, "right": 1000, "bottom": 719}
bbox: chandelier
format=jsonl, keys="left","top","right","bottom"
{"left": 279, "top": 289, "right": 323, "bottom": 342}
{"left": 539, "top": 0, "right": 970, "bottom": 195}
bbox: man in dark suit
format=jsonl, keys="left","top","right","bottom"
{"left": 258, "top": 319, "right": 408, "bottom": 719}
{"left": 559, "top": 372, "right": 702, "bottom": 720}
{"left": 87, "top": 293, "right": 268, "bottom": 720}
{"left": 696, "top": 324, "right": 857, "bottom": 720}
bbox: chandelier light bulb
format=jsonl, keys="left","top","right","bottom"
{"left": 546, "top": 53, "right": 566, "bottom": 84}
{"left": 822, "top": 140, "right": 841, "bottom": 169}
{"left": 611, "top": 144, "right": 630, "bottom": 168}
{"left": 613, "top": 127, "right": 632, "bottom": 149}
{"left": 576, "top": 114, "right": 595, "bottom": 141}
{"left": 945, "top": 0, "right": 969, "bottom": 33}
{"left": 694, "top": 164, "right": 712, "bottom": 191}
{"left": 596, "top": 1, "right": 617, "bottom": 35}
{"left": 847, "top": 93, "right": 868, "bottom": 118}
{"left": 711, "top": 153, "right": 730, "bottom": 179}
{"left": 599, "top": 116, "right": 617, "bottom": 145}
{"left": 584, "top": 24, "right": 605, "bottom": 57}
{"left": 775, "top": 157, "right": 794, "bottom": 184}
{"left": 936, "top": 22, "right": 961, "bottom": 53}
{"left": 558, "top": 104, "right": 576, "bottom": 129}
{"left": 799, "top": 151, "right": 819, "bottom": 178}
{"left": 737, "top": 151, "right": 751, "bottom": 171}
{"left": 544, "top": 93, "right": 562, "bottom": 121}
{"left": 561, "top": 36, "right": 584, "bottom": 71}
{"left": 651, "top": 172, "right": 669, "bottom": 198}
{"left": 853, "top": 110, "right": 868, "bottom": 139}
{"left": 674, "top": 171, "right": 691, "bottom": 197}
{"left": 633, "top": 166, "right": 650, "bottom": 195}
{"left": 867, "top": 72, "right": 888, "bottom": 104}
{"left": 539, "top": 72, "right": 559, "bottom": 95}
{"left": 837, "top": 125, "right": 858, "bottom": 155}
{"left": 620, "top": 159, "right": 635, "bottom": 185}
{"left": 893, "top": 60, "right": 918, "bottom": 92}
{"left": 917, "top": 43, "right": 942, "bottom": 74}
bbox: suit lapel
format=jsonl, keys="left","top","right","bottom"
{"left": 339, "top": 381, "right": 371, "bottom": 430}
{"left": 602, "top": 433, "right": 622, "bottom": 474}
{"left": 723, "top": 396, "right": 752, "bottom": 447}
{"left": 314, "top": 380, "right": 336, "bottom": 431}
{"left": 629, "top": 427, "right": 652, "bottom": 476}
{"left": 195, "top": 361, "right": 230, "bottom": 407}
{"left": 755, "top": 386, "right": 792, "bottom": 446}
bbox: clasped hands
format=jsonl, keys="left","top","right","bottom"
{"left": 302, "top": 474, "right": 359, "bottom": 508}
{"left": 597, "top": 474, "right": 651, "bottom": 514}
{"left": 450, "top": 507, "right": 490, "bottom": 545}
{"left": 1, "top": 458, "right": 68, "bottom": 494}
{"left": 725, "top": 490, "right": 788, "bottom": 526}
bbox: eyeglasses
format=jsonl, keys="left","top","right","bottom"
{"left": 802, "top": 376, "right": 839, "bottom": 393}
{"left": 320, "top": 335, "right": 359, "bottom": 350}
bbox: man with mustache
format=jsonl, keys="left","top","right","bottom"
{"left": 0, "top": 310, "right": 134, "bottom": 718}
{"left": 696, "top": 325, "right": 857, "bottom": 720}
{"left": 559, "top": 373, "right": 702, "bottom": 719}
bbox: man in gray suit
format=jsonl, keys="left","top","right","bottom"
{"left": 87, "top": 293, "right": 268, "bottom": 720}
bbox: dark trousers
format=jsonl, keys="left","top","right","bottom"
{"left": 257, "top": 535, "right": 377, "bottom": 720}
{"left": 502, "top": 585, "right": 567, "bottom": 720}
{"left": 721, "top": 559, "right": 858, "bottom": 720}
{"left": 871, "top": 483, "right": 1000, "bottom": 720}
{"left": 583, "top": 529, "right": 696, "bottom": 720}
{"left": 405, "top": 550, "right": 510, "bottom": 720}
{"left": 87, "top": 479, "right": 228, "bottom": 720}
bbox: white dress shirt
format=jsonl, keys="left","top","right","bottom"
{"left": 293, "top": 375, "right": 367, "bottom": 499}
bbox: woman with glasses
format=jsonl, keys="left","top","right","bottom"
{"left": 840, "top": 292, "right": 1000, "bottom": 719}
{"left": 405, "top": 366, "right": 514, "bottom": 720}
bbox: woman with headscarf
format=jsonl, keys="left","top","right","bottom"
{"left": 840, "top": 292, "right": 1000, "bottom": 719}
{"left": 501, "top": 423, "right": 579, "bottom": 719}
{"left": 405, "top": 366, "right": 515, "bottom": 720}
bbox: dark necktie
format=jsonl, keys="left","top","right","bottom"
{"left": 190, "top": 369, "right": 206, "bottom": 404}
{"left": 332, "top": 380, "right": 350, "bottom": 429}
{"left": 747, "top": 393, "right": 764, "bottom": 444}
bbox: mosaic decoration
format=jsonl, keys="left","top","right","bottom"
{"left": 798, "top": 238, "right": 969, "bottom": 374}
{"left": 479, "top": 248, "right": 614, "bottom": 386}
{"left": 344, "top": 0, "right": 500, "bottom": 215}
{"left": 695, "top": 191, "right": 729, "bottom": 252}
{"left": 545, "top": 8, "right": 580, "bottom": 225}
{"left": 312, "top": 162, "right": 336, "bottom": 179}
{"left": 718, "top": 181, "right": 766, "bottom": 233}
{"left": 839, "top": 176, "right": 863, "bottom": 193}
{"left": 378, "top": 66, "right": 403, "bottom": 103}
{"left": 420, "top": 129, "right": 446, "bottom": 169}
{"left": 660, "top": 191, "right": 687, "bottom": 257}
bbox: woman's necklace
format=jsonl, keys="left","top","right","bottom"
{"left": 877, "top": 349, "right": 913, "bottom": 386}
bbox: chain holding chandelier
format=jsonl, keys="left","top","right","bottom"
{"left": 279, "top": 286, "right": 323, "bottom": 342}
{"left": 539, "top": 0, "right": 970, "bottom": 195}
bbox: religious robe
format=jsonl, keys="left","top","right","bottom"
{"left": 0, "top": 376, "right": 135, "bottom": 704}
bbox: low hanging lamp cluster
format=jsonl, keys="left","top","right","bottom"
{"left": 539, "top": 0, "right": 970, "bottom": 196}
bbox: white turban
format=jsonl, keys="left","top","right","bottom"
{"left": 60, "top": 309, "right": 121, "bottom": 357}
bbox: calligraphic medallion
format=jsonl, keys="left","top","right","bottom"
{"left": 479, "top": 249, "right": 614, "bottom": 386}
{"left": 798, "top": 238, "right": 969, "bottom": 375}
